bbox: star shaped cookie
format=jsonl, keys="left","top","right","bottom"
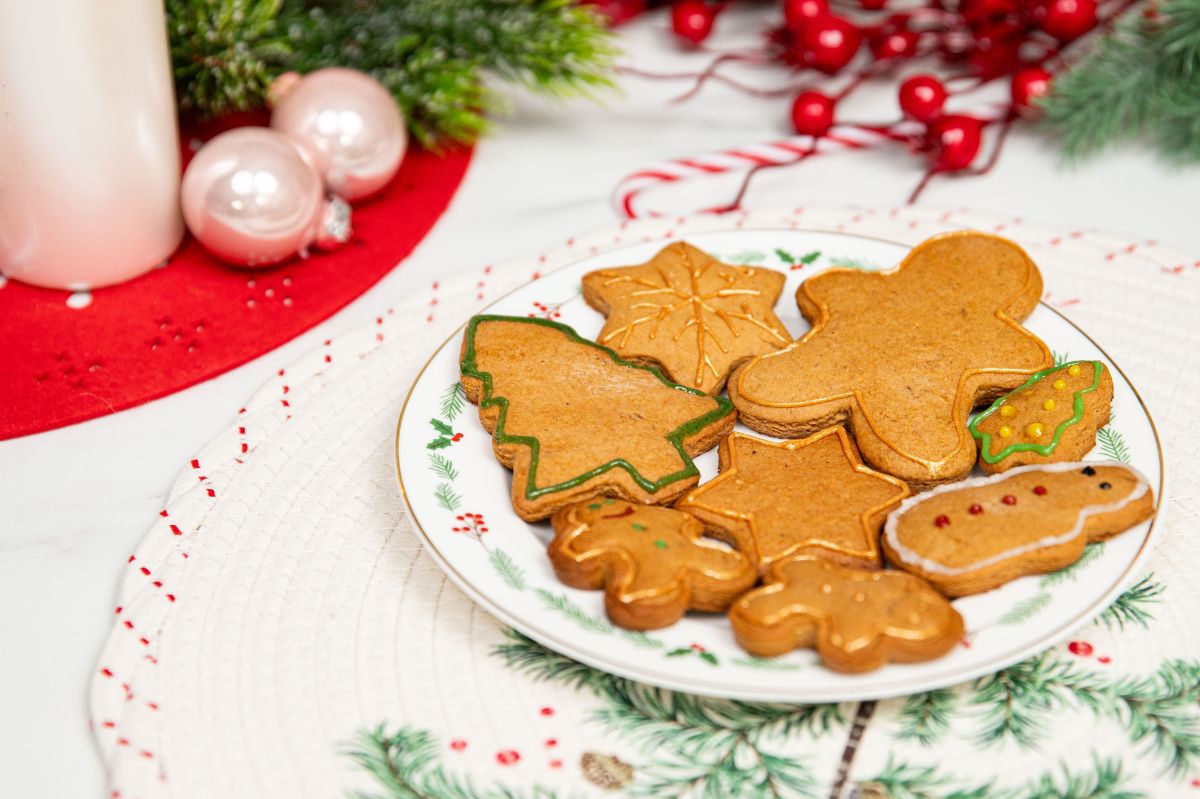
{"left": 583, "top": 241, "right": 791, "bottom": 394}
{"left": 729, "top": 232, "right": 1053, "bottom": 487}
{"left": 676, "top": 427, "right": 910, "bottom": 572}
{"left": 549, "top": 498, "right": 757, "bottom": 630}
{"left": 729, "top": 556, "right": 964, "bottom": 672}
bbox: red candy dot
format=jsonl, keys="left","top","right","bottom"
{"left": 1002, "top": 495, "right": 1017, "bottom": 505}
{"left": 539, "top": 706, "right": 554, "bottom": 717}
{"left": 545, "top": 738, "right": 557, "bottom": 748}
{"left": 935, "top": 515, "right": 950, "bottom": 528}
{"left": 449, "top": 739, "right": 468, "bottom": 751}
{"left": 549, "top": 759, "right": 564, "bottom": 769}
{"left": 969, "top": 504, "right": 983, "bottom": 515}
{"left": 1098, "top": 656, "right": 1112, "bottom": 664}
{"left": 1033, "top": 485, "right": 1048, "bottom": 496}
{"left": 496, "top": 750, "right": 520, "bottom": 766}
{"left": 1068, "top": 640, "right": 1093, "bottom": 657}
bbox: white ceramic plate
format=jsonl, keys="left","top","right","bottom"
{"left": 395, "top": 229, "right": 1163, "bottom": 702}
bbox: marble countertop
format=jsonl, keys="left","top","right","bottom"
{"left": 2, "top": 10, "right": 1197, "bottom": 795}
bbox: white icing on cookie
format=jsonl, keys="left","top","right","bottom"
{"left": 882, "top": 460, "right": 1151, "bottom": 576}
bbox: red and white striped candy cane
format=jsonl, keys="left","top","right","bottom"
{"left": 612, "top": 104, "right": 1008, "bottom": 219}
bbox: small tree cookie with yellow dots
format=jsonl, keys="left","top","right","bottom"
{"left": 728, "top": 556, "right": 963, "bottom": 673}
{"left": 969, "top": 360, "right": 1114, "bottom": 473}
{"left": 548, "top": 499, "right": 757, "bottom": 630}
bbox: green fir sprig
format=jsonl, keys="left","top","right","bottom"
{"left": 346, "top": 724, "right": 562, "bottom": 799}
{"left": 1099, "top": 574, "right": 1165, "bottom": 631}
{"left": 861, "top": 752, "right": 1143, "bottom": 799}
{"left": 167, "top": 0, "right": 616, "bottom": 145}
{"left": 1041, "top": 0, "right": 1200, "bottom": 162}
{"left": 495, "top": 630, "right": 847, "bottom": 797}
{"left": 895, "top": 688, "right": 956, "bottom": 747}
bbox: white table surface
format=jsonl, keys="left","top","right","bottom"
{"left": 3, "top": 10, "right": 1198, "bottom": 796}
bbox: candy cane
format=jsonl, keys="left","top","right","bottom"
{"left": 612, "top": 104, "right": 1008, "bottom": 220}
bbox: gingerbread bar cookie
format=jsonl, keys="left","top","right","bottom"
{"left": 728, "top": 556, "right": 963, "bottom": 672}
{"left": 583, "top": 242, "right": 791, "bottom": 394}
{"left": 729, "top": 231, "right": 1053, "bottom": 488}
{"left": 882, "top": 461, "right": 1155, "bottom": 596}
{"left": 970, "top": 360, "right": 1114, "bottom": 473}
{"left": 459, "top": 315, "right": 735, "bottom": 521}
{"left": 549, "top": 499, "right": 757, "bottom": 630}
{"left": 676, "top": 427, "right": 909, "bottom": 572}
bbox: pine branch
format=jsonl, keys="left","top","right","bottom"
{"left": 1041, "top": 0, "right": 1200, "bottom": 162}
{"left": 1098, "top": 574, "right": 1165, "bottom": 631}
{"left": 859, "top": 756, "right": 996, "bottom": 799}
{"left": 427, "top": 452, "right": 459, "bottom": 481}
{"left": 439, "top": 383, "right": 466, "bottom": 422}
{"left": 896, "top": 688, "right": 956, "bottom": 747}
{"left": 1052, "top": 350, "right": 1071, "bottom": 366}
{"left": 1021, "top": 754, "right": 1144, "bottom": 799}
{"left": 533, "top": 588, "right": 614, "bottom": 634}
{"left": 489, "top": 547, "right": 526, "bottom": 590}
{"left": 731, "top": 655, "right": 803, "bottom": 671}
{"left": 168, "top": 0, "right": 616, "bottom": 145}
{"left": 433, "top": 482, "right": 461, "bottom": 511}
{"left": 1097, "top": 424, "right": 1132, "bottom": 463}
{"left": 1040, "top": 541, "right": 1104, "bottom": 587}
{"left": 998, "top": 590, "right": 1052, "bottom": 625}
{"left": 345, "top": 723, "right": 563, "bottom": 799}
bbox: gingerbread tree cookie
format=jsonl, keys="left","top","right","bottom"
{"left": 583, "top": 241, "right": 791, "bottom": 394}
{"left": 969, "top": 360, "right": 1114, "bottom": 473}
{"left": 675, "top": 427, "right": 909, "bottom": 572}
{"left": 729, "top": 231, "right": 1053, "bottom": 488}
{"left": 728, "top": 556, "right": 963, "bottom": 672}
{"left": 882, "top": 461, "right": 1155, "bottom": 596}
{"left": 549, "top": 499, "right": 757, "bottom": 630}
{"left": 459, "top": 315, "right": 735, "bottom": 521}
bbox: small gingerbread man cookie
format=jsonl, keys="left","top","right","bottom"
{"left": 882, "top": 461, "right": 1155, "bottom": 596}
{"left": 549, "top": 498, "right": 757, "bottom": 630}
{"left": 728, "top": 556, "right": 963, "bottom": 672}
{"left": 969, "top": 360, "right": 1114, "bottom": 473}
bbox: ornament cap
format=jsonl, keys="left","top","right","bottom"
{"left": 267, "top": 71, "right": 303, "bottom": 109}
{"left": 316, "top": 196, "right": 352, "bottom": 250}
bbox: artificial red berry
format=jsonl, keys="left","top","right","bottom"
{"left": 935, "top": 514, "right": 951, "bottom": 528}
{"left": 1033, "top": 485, "right": 1048, "bottom": 495}
{"left": 860, "top": 0, "right": 889, "bottom": 9}
{"left": 960, "top": 0, "right": 1019, "bottom": 23}
{"left": 800, "top": 14, "right": 862, "bottom": 74}
{"left": 791, "top": 90, "right": 836, "bottom": 136}
{"left": 1036, "top": 0, "right": 1098, "bottom": 41}
{"left": 969, "top": 503, "right": 984, "bottom": 515}
{"left": 784, "top": 0, "right": 829, "bottom": 32}
{"left": 898, "top": 74, "right": 947, "bottom": 123}
{"left": 869, "top": 29, "right": 919, "bottom": 60}
{"left": 927, "top": 114, "right": 985, "bottom": 171}
{"left": 1001, "top": 493, "right": 1018, "bottom": 505}
{"left": 671, "top": 1, "right": 716, "bottom": 46}
{"left": 1011, "top": 67, "right": 1053, "bottom": 115}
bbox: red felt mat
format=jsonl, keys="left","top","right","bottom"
{"left": 0, "top": 129, "right": 472, "bottom": 441}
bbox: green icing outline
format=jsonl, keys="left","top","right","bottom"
{"left": 460, "top": 314, "right": 734, "bottom": 500}
{"left": 968, "top": 360, "right": 1105, "bottom": 464}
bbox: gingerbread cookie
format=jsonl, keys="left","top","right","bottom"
{"left": 582, "top": 241, "right": 791, "bottom": 394}
{"left": 729, "top": 231, "right": 1053, "bottom": 488}
{"left": 728, "top": 556, "right": 963, "bottom": 672}
{"left": 549, "top": 499, "right": 757, "bottom": 630}
{"left": 882, "top": 461, "right": 1155, "bottom": 596}
{"left": 970, "top": 360, "right": 1114, "bottom": 473}
{"left": 459, "top": 315, "right": 735, "bottom": 521}
{"left": 676, "top": 427, "right": 909, "bottom": 572}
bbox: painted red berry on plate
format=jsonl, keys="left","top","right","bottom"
{"left": 1068, "top": 640, "right": 1093, "bottom": 656}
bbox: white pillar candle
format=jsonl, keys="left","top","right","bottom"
{"left": 0, "top": 1, "right": 185, "bottom": 290}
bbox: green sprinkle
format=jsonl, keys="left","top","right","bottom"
{"left": 603, "top": 498, "right": 615, "bottom": 504}
{"left": 587, "top": 503, "right": 602, "bottom": 510}
{"left": 632, "top": 523, "right": 647, "bottom": 531}
{"left": 654, "top": 539, "right": 667, "bottom": 549}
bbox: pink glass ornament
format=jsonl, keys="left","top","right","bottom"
{"left": 270, "top": 68, "right": 407, "bottom": 202}
{"left": 180, "top": 127, "right": 350, "bottom": 268}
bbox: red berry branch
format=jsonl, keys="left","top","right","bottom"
{"left": 611, "top": 0, "right": 1139, "bottom": 206}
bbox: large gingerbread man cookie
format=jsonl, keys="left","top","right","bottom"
{"left": 676, "top": 427, "right": 910, "bottom": 572}
{"left": 459, "top": 315, "right": 735, "bottom": 521}
{"left": 582, "top": 241, "right": 791, "bottom": 394}
{"left": 882, "top": 461, "right": 1155, "bottom": 596}
{"left": 729, "top": 232, "right": 1053, "bottom": 488}
{"left": 728, "top": 556, "right": 963, "bottom": 672}
{"left": 549, "top": 499, "right": 757, "bottom": 630}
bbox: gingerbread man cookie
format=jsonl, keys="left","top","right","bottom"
{"left": 459, "top": 315, "right": 735, "bottom": 521}
{"left": 549, "top": 499, "right": 757, "bottom": 630}
{"left": 676, "top": 427, "right": 910, "bottom": 572}
{"left": 728, "top": 556, "right": 963, "bottom": 672}
{"left": 970, "top": 360, "right": 1114, "bottom": 473}
{"left": 583, "top": 241, "right": 791, "bottom": 394}
{"left": 882, "top": 461, "right": 1155, "bottom": 596}
{"left": 729, "top": 232, "right": 1053, "bottom": 488}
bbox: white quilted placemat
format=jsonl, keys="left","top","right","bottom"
{"left": 92, "top": 207, "right": 1200, "bottom": 799}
